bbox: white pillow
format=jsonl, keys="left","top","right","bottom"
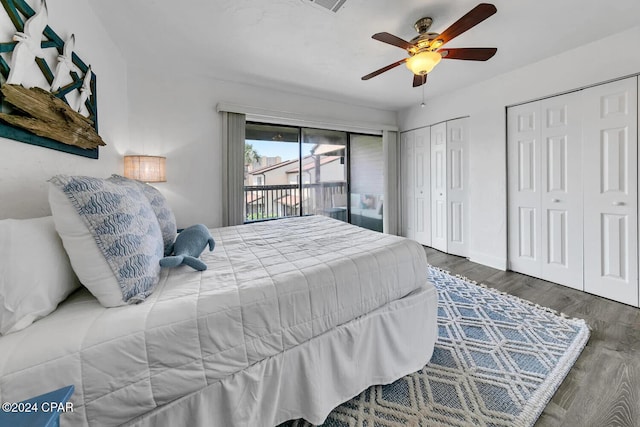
{"left": 0, "top": 216, "right": 80, "bottom": 335}
{"left": 48, "top": 177, "right": 163, "bottom": 307}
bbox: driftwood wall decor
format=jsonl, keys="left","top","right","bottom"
{"left": 0, "top": 84, "right": 105, "bottom": 149}
{"left": 0, "top": 0, "right": 101, "bottom": 159}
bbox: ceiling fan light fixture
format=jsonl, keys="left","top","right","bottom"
{"left": 362, "top": 3, "right": 497, "bottom": 86}
{"left": 406, "top": 51, "right": 442, "bottom": 75}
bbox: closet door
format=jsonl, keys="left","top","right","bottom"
{"left": 401, "top": 127, "right": 431, "bottom": 246}
{"left": 583, "top": 77, "right": 638, "bottom": 306}
{"left": 508, "top": 103, "right": 542, "bottom": 277}
{"left": 539, "top": 93, "right": 583, "bottom": 289}
{"left": 446, "top": 118, "right": 469, "bottom": 257}
{"left": 508, "top": 94, "right": 583, "bottom": 288}
{"left": 401, "top": 131, "right": 415, "bottom": 239}
{"left": 431, "top": 122, "right": 448, "bottom": 252}
{"left": 413, "top": 127, "right": 431, "bottom": 246}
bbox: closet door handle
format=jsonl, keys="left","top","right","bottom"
{"left": 551, "top": 198, "right": 560, "bottom": 203}
{"left": 612, "top": 201, "right": 625, "bottom": 206}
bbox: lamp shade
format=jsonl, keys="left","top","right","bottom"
{"left": 406, "top": 51, "right": 442, "bottom": 75}
{"left": 124, "top": 155, "right": 166, "bottom": 182}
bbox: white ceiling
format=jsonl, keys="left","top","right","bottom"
{"left": 87, "top": 0, "right": 640, "bottom": 111}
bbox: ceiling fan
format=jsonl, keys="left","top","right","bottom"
{"left": 362, "top": 3, "right": 497, "bottom": 87}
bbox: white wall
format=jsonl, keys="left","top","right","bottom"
{"left": 126, "top": 69, "right": 397, "bottom": 228}
{"left": 0, "top": 0, "right": 129, "bottom": 219}
{"left": 398, "top": 25, "right": 640, "bottom": 270}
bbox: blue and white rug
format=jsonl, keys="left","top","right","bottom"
{"left": 286, "top": 266, "right": 590, "bottom": 427}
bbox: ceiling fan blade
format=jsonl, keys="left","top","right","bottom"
{"left": 361, "top": 58, "right": 408, "bottom": 80}
{"left": 412, "top": 74, "right": 427, "bottom": 87}
{"left": 435, "top": 3, "right": 497, "bottom": 47}
{"left": 439, "top": 47, "right": 497, "bottom": 61}
{"left": 372, "top": 32, "right": 414, "bottom": 50}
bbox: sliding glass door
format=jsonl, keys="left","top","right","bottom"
{"left": 244, "top": 122, "right": 382, "bottom": 232}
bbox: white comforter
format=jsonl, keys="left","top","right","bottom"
{"left": 0, "top": 216, "right": 429, "bottom": 426}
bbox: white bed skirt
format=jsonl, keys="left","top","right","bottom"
{"left": 126, "top": 283, "right": 438, "bottom": 427}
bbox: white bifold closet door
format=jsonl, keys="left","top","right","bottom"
{"left": 431, "top": 122, "right": 448, "bottom": 252}
{"left": 401, "top": 131, "right": 415, "bottom": 240}
{"left": 447, "top": 118, "right": 469, "bottom": 257}
{"left": 508, "top": 103, "right": 542, "bottom": 277}
{"left": 431, "top": 119, "right": 469, "bottom": 256}
{"left": 508, "top": 76, "right": 638, "bottom": 306}
{"left": 401, "top": 128, "right": 431, "bottom": 246}
{"left": 507, "top": 92, "right": 583, "bottom": 289}
{"left": 582, "top": 78, "right": 638, "bottom": 305}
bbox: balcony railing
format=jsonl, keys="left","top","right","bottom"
{"left": 244, "top": 181, "right": 346, "bottom": 223}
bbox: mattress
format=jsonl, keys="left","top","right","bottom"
{"left": 0, "top": 216, "right": 430, "bottom": 426}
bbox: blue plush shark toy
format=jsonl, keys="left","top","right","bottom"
{"left": 160, "top": 224, "right": 215, "bottom": 271}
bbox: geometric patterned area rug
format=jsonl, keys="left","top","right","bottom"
{"left": 284, "top": 266, "right": 590, "bottom": 427}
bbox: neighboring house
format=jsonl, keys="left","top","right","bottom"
{"left": 245, "top": 153, "right": 346, "bottom": 220}
{"left": 245, "top": 156, "right": 282, "bottom": 185}
{"left": 247, "top": 155, "right": 343, "bottom": 186}
{"left": 285, "top": 155, "right": 343, "bottom": 185}
{"left": 246, "top": 158, "right": 298, "bottom": 186}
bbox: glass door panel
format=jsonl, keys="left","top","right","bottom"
{"left": 349, "top": 134, "right": 383, "bottom": 232}
{"left": 301, "top": 128, "right": 348, "bottom": 221}
{"left": 244, "top": 123, "right": 300, "bottom": 222}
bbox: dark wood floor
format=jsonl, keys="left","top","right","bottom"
{"left": 424, "top": 247, "right": 640, "bottom": 427}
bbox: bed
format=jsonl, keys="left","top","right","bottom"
{"left": 0, "top": 181, "right": 437, "bottom": 426}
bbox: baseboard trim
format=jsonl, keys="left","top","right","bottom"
{"left": 468, "top": 251, "right": 507, "bottom": 271}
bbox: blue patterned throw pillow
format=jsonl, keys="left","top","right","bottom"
{"left": 49, "top": 175, "right": 164, "bottom": 306}
{"left": 108, "top": 175, "right": 177, "bottom": 255}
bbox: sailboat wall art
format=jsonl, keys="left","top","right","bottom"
{"left": 0, "top": 0, "right": 103, "bottom": 159}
